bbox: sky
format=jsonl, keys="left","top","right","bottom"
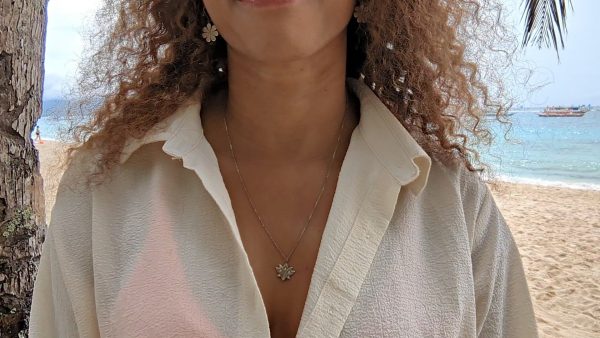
{"left": 43, "top": 0, "right": 600, "bottom": 105}
{"left": 43, "top": 0, "right": 101, "bottom": 99}
{"left": 503, "top": 0, "right": 600, "bottom": 106}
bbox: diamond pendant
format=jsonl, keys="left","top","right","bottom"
{"left": 275, "top": 262, "right": 296, "bottom": 281}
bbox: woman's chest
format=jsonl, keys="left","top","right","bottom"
{"left": 242, "top": 236, "right": 320, "bottom": 338}
{"left": 91, "top": 207, "right": 477, "bottom": 338}
{"left": 218, "top": 153, "right": 345, "bottom": 337}
{"left": 340, "top": 229, "right": 477, "bottom": 337}
{"left": 230, "top": 182, "right": 335, "bottom": 338}
{"left": 90, "top": 161, "right": 478, "bottom": 337}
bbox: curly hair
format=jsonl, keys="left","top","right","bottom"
{"left": 62, "top": 0, "right": 516, "bottom": 185}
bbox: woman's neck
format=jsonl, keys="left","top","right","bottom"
{"left": 217, "top": 31, "right": 358, "bottom": 163}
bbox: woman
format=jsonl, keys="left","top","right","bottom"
{"left": 30, "top": 0, "right": 538, "bottom": 337}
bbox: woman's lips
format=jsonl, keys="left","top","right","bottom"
{"left": 236, "top": 0, "right": 298, "bottom": 8}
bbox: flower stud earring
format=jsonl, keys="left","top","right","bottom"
{"left": 201, "top": 8, "right": 219, "bottom": 43}
{"left": 353, "top": 3, "right": 367, "bottom": 23}
{"left": 202, "top": 22, "right": 219, "bottom": 43}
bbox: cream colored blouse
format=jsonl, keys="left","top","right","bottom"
{"left": 29, "top": 78, "right": 538, "bottom": 337}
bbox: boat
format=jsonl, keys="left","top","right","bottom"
{"left": 538, "top": 106, "right": 587, "bottom": 117}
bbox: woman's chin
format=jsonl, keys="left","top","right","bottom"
{"left": 235, "top": 0, "right": 300, "bottom": 8}
{"left": 235, "top": 0, "right": 301, "bottom": 10}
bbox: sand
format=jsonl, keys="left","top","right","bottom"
{"left": 35, "top": 140, "right": 70, "bottom": 223}
{"left": 489, "top": 182, "right": 600, "bottom": 337}
{"left": 34, "top": 141, "right": 599, "bottom": 337}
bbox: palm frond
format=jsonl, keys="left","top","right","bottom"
{"left": 522, "top": 0, "right": 573, "bottom": 53}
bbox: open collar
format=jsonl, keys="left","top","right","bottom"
{"left": 119, "top": 77, "right": 432, "bottom": 195}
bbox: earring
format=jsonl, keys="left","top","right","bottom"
{"left": 353, "top": 3, "right": 367, "bottom": 23}
{"left": 201, "top": 8, "right": 219, "bottom": 43}
{"left": 202, "top": 23, "right": 219, "bottom": 43}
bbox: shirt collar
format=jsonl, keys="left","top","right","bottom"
{"left": 119, "top": 77, "right": 432, "bottom": 195}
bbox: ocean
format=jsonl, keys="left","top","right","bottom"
{"left": 480, "top": 108, "right": 600, "bottom": 190}
{"left": 33, "top": 103, "right": 600, "bottom": 190}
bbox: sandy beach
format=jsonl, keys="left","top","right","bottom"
{"left": 489, "top": 182, "right": 600, "bottom": 337}
{"left": 35, "top": 140, "right": 69, "bottom": 223}
{"left": 34, "top": 141, "right": 599, "bottom": 337}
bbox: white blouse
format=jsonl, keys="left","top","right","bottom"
{"left": 29, "top": 78, "right": 538, "bottom": 337}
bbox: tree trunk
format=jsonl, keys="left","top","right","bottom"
{"left": 0, "top": 0, "right": 49, "bottom": 336}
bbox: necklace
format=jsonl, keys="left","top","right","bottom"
{"left": 223, "top": 92, "right": 349, "bottom": 281}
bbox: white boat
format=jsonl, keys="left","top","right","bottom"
{"left": 538, "top": 106, "right": 587, "bottom": 117}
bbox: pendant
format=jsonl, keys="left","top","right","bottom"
{"left": 275, "top": 262, "right": 296, "bottom": 281}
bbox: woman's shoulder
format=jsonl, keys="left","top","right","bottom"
{"left": 419, "top": 159, "right": 495, "bottom": 233}
{"left": 73, "top": 133, "right": 178, "bottom": 185}
{"left": 424, "top": 159, "right": 489, "bottom": 202}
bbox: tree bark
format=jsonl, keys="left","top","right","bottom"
{"left": 0, "top": 0, "right": 49, "bottom": 336}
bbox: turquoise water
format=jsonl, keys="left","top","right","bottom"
{"left": 34, "top": 102, "right": 600, "bottom": 190}
{"left": 480, "top": 109, "right": 600, "bottom": 190}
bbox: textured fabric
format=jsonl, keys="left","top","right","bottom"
{"left": 29, "top": 78, "right": 538, "bottom": 338}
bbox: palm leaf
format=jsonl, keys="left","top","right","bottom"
{"left": 522, "top": 0, "right": 573, "bottom": 53}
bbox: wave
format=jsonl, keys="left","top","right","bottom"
{"left": 486, "top": 174, "right": 600, "bottom": 191}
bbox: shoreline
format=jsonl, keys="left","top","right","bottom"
{"left": 487, "top": 175, "right": 600, "bottom": 192}
{"left": 34, "top": 140, "right": 600, "bottom": 337}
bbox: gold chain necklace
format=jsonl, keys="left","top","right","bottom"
{"left": 223, "top": 92, "right": 349, "bottom": 281}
